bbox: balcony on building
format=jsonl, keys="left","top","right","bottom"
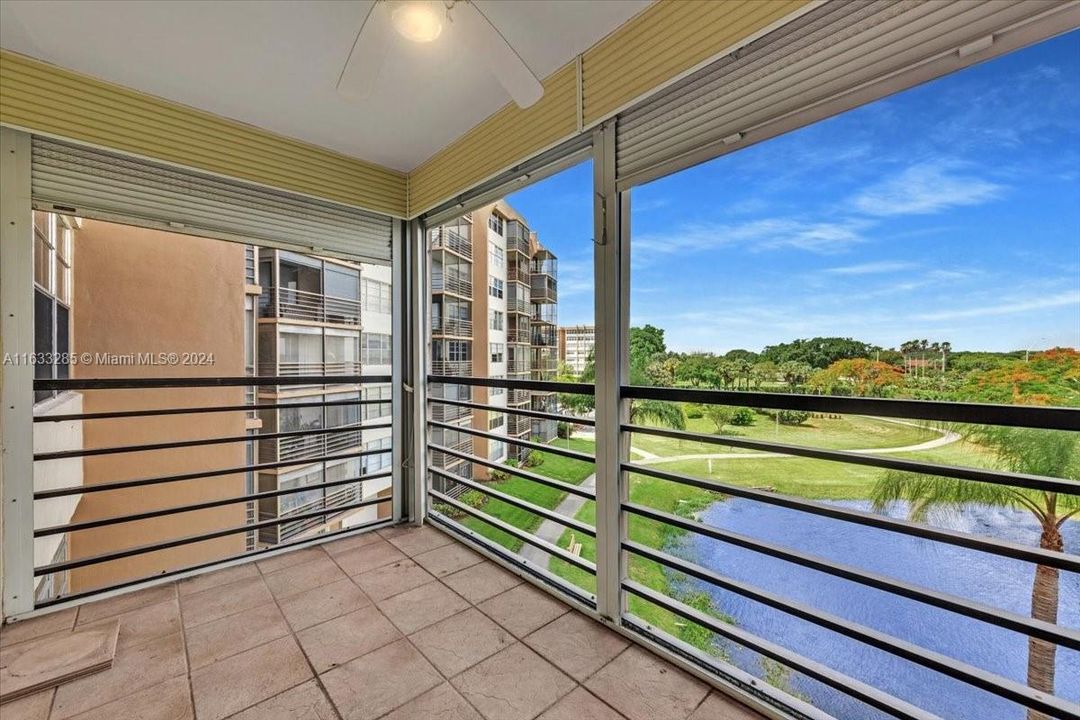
{"left": 505, "top": 219, "right": 531, "bottom": 256}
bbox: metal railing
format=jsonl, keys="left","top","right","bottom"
{"left": 260, "top": 287, "right": 361, "bottom": 325}
{"left": 532, "top": 306, "right": 557, "bottom": 325}
{"left": 530, "top": 275, "right": 557, "bottom": 303}
{"left": 426, "top": 375, "right": 598, "bottom": 603}
{"left": 431, "top": 316, "right": 473, "bottom": 337}
{"left": 29, "top": 374, "right": 395, "bottom": 609}
{"left": 430, "top": 227, "right": 473, "bottom": 259}
{"left": 431, "top": 271, "right": 473, "bottom": 297}
{"left": 615, "top": 384, "right": 1079, "bottom": 720}
{"left": 431, "top": 359, "right": 472, "bottom": 376}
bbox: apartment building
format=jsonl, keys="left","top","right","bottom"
{"left": 255, "top": 251, "right": 393, "bottom": 546}
{"left": 558, "top": 324, "right": 595, "bottom": 376}
{"left": 429, "top": 200, "right": 558, "bottom": 478}
{"left": 31, "top": 215, "right": 392, "bottom": 599}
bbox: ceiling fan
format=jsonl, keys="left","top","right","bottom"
{"left": 337, "top": 0, "right": 544, "bottom": 108}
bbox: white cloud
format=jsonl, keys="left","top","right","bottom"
{"left": 852, "top": 161, "right": 1003, "bottom": 217}
{"left": 912, "top": 290, "right": 1080, "bottom": 322}
{"left": 824, "top": 261, "right": 917, "bottom": 275}
{"left": 634, "top": 217, "right": 867, "bottom": 256}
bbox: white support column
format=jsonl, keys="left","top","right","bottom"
{"left": 390, "top": 218, "right": 404, "bottom": 522}
{"left": 1, "top": 127, "right": 36, "bottom": 618}
{"left": 408, "top": 218, "right": 429, "bottom": 524}
{"left": 592, "top": 122, "right": 629, "bottom": 622}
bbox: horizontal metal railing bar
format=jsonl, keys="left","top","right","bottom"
{"left": 429, "top": 467, "right": 596, "bottom": 537}
{"left": 34, "top": 449, "right": 389, "bottom": 499}
{"left": 427, "top": 443, "right": 595, "bottom": 499}
{"left": 623, "top": 462, "right": 1079, "bottom": 573}
{"left": 34, "top": 375, "right": 392, "bottom": 390}
{"left": 623, "top": 503, "right": 1080, "bottom": 652}
{"left": 429, "top": 396, "right": 596, "bottom": 427}
{"left": 35, "top": 422, "right": 392, "bottom": 461}
{"left": 622, "top": 385, "right": 1079, "bottom": 431}
{"left": 35, "top": 471, "right": 393, "bottom": 538}
{"left": 428, "top": 420, "right": 595, "bottom": 463}
{"left": 428, "top": 375, "right": 595, "bottom": 395}
{"left": 624, "top": 424, "right": 1080, "bottom": 496}
{"left": 33, "top": 398, "right": 391, "bottom": 423}
{"left": 36, "top": 495, "right": 391, "bottom": 576}
{"left": 35, "top": 518, "right": 397, "bottom": 610}
{"left": 625, "top": 542, "right": 1079, "bottom": 718}
{"left": 429, "top": 489, "right": 596, "bottom": 574}
{"left": 622, "top": 584, "right": 942, "bottom": 720}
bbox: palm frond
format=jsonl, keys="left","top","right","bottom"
{"left": 629, "top": 399, "right": 687, "bottom": 430}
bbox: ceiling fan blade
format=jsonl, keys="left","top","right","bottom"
{"left": 454, "top": 1, "right": 543, "bottom": 109}
{"left": 337, "top": 1, "right": 391, "bottom": 99}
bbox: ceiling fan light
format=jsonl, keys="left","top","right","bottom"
{"left": 391, "top": 2, "right": 443, "bottom": 43}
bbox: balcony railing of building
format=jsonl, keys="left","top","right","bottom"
{"left": 429, "top": 226, "right": 473, "bottom": 259}
{"left": 430, "top": 359, "right": 472, "bottom": 376}
{"left": 259, "top": 287, "right": 361, "bottom": 326}
{"left": 259, "top": 480, "right": 364, "bottom": 545}
{"left": 431, "top": 316, "right": 473, "bottom": 337}
{"left": 507, "top": 388, "right": 530, "bottom": 404}
{"left": 506, "top": 327, "right": 530, "bottom": 344}
{"left": 532, "top": 326, "right": 557, "bottom": 347}
{"left": 266, "top": 422, "right": 365, "bottom": 462}
{"left": 422, "top": 373, "right": 1080, "bottom": 720}
{"left": 272, "top": 361, "right": 363, "bottom": 377}
{"left": 531, "top": 255, "right": 557, "bottom": 277}
{"left": 506, "top": 357, "right": 529, "bottom": 374}
{"left": 505, "top": 222, "right": 531, "bottom": 256}
{"left": 532, "top": 305, "right": 557, "bottom": 325}
{"left": 430, "top": 382, "right": 474, "bottom": 422}
{"left": 426, "top": 375, "right": 597, "bottom": 603}
{"left": 507, "top": 262, "right": 530, "bottom": 284}
{"left": 530, "top": 275, "right": 557, "bottom": 303}
{"left": 29, "top": 373, "right": 395, "bottom": 609}
{"left": 431, "top": 271, "right": 473, "bottom": 298}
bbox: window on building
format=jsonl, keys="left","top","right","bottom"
{"left": 489, "top": 243, "right": 505, "bottom": 269}
{"left": 361, "top": 332, "right": 392, "bottom": 365}
{"left": 362, "top": 384, "right": 393, "bottom": 420}
{"left": 488, "top": 413, "right": 505, "bottom": 430}
{"left": 490, "top": 343, "right": 505, "bottom": 363}
{"left": 361, "top": 277, "right": 392, "bottom": 314}
{"left": 489, "top": 310, "right": 504, "bottom": 331}
{"left": 33, "top": 212, "right": 73, "bottom": 403}
{"left": 490, "top": 374, "right": 505, "bottom": 396}
{"left": 489, "top": 440, "right": 506, "bottom": 462}
{"left": 488, "top": 214, "right": 504, "bottom": 235}
{"left": 489, "top": 277, "right": 504, "bottom": 299}
{"left": 362, "top": 436, "right": 393, "bottom": 474}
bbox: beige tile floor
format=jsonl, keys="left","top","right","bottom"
{"left": 0, "top": 525, "right": 765, "bottom": 720}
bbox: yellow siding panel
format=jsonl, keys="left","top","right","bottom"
{"left": 581, "top": 0, "right": 809, "bottom": 126}
{"left": 0, "top": 50, "right": 407, "bottom": 217}
{"left": 407, "top": 62, "right": 578, "bottom": 216}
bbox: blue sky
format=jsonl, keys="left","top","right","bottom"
{"left": 507, "top": 30, "right": 1080, "bottom": 354}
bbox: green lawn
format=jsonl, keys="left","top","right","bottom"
{"left": 629, "top": 412, "right": 937, "bottom": 457}
{"left": 459, "top": 437, "right": 595, "bottom": 552}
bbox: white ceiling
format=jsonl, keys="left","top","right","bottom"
{"left": 0, "top": 0, "right": 651, "bottom": 172}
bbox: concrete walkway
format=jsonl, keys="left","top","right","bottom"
{"left": 518, "top": 472, "right": 596, "bottom": 569}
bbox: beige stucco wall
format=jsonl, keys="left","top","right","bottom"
{"left": 69, "top": 220, "right": 248, "bottom": 592}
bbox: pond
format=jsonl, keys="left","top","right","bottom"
{"left": 676, "top": 499, "right": 1080, "bottom": 720}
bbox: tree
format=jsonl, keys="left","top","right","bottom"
{"left": 762, "top": 337, "right": 879, "bottom": 369}
{"left": 703, "top": 405, "right": 736, "bottom": 434}
{"left": 677, "top": 352, "right": 721, "bottom": 388}
{"left": 779, "top": 360, "right": 813, "bottom": 389}
{"left": 810, "top": 358, "right": 903, "bottom": 397}
{"left": 750, "top": 361, "right": 778, "bottom": 389}
{"left": 647, "top": 354, "right": 680, "bottom": 388}
{"left": 628, "top": 398, "right": 686, "bottom": 430}
{"left": 871, "top": 426, "right": 1079, "bottom": 719}
{"left": 629, "top": 325, "right": 667, "bottom": 377}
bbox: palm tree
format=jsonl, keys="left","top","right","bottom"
{"left": 871, "top": 426, "right": 1079, "bottom": 720}
{"left": 628, "top": 399, "right": 686, "bottom": 430}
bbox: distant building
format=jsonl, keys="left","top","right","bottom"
{"left": 558, "top": 325, "right": 595, "bottom": 376}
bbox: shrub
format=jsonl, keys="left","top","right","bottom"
{"left": 684, "top": 403, "right": 705, "bottom": 419}
{"left": 459, "top": 490, "right": 486, "bottom": 510}
{"left": 522, "top": 449, "right": 544, "bottom": 468}
{"left": 557, "top": 422, "right": 573, "bottom": 439}
{"left": 730, "top": 407, "right": 755, "bottom": 426}
{"left": 777, "top": 409, "right": 811, "bottom": 425}
{"left": 488, "top": 468, "right": 510, "bottom": 483}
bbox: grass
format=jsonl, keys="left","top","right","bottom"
{"left": 458, "top": 437, "right": 595, "bottom": 552}
{"left": 630, "top": 412, "right": 937, "bottom": 457}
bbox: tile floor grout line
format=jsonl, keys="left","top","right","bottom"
{"left": 174, "top": 581, "right": 201, "bottom": 720}
{"left": 251, "top": 543, "right": 347, "bottom": 720}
